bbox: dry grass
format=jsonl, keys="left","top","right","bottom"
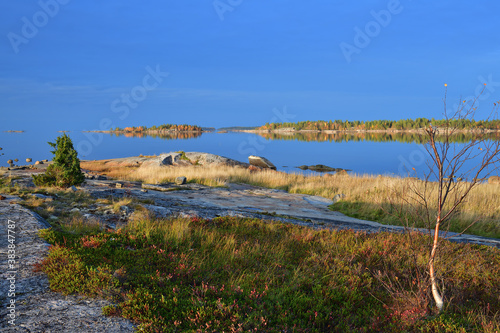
{"left": 81, "top": 160, "right": 140, "bottom": 179}
{"left": 81, "top": 160, "right": 500, "bottom": 236}
{"left": 61, "top": 215, "right": 102, "bottom": 234}
{"left": 111, "top": 197, "right": 133, "bottom": 213}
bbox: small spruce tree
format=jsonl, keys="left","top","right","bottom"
{"left": 33, "top": 134, "right": 85, "bottom": 188}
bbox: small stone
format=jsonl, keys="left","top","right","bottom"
{"left": 175, "top": 176, "right": 187, "bottom": 185}
{"left": 116, "top": 183, "right": 123, "bottom": 188}
{"left": 70, "top": 208, "right": 80, "bottom": 213}
{"left": 67, "top": 185, "right": 78, "bottom": 192}
{"left": 43, "top": 159, "right": 48, "bottom": 162}
{"left": 7, "top": 159, "right": 13, "bottom": 164}
{"left": 49, "top": 215, "right": 58, "bottom": 220}
{"left": 0, "top": 195, "right": 6, "bottom": 200}
{"left": 120, "top": 206, "right": 131, "bottom": 214}
{"left": 14, "top": 158, "right": 19, "bottom": 162}
{"left": 26, "top": 158, "right": 32, "bottom": 163}
{"left": 96, "top": 175, "right": 106, "bottom": 180}
{"left": 332, "top": 193, "right": 346, "bottom": 204}
{"left": 35, "top": 161, "right": 43, "bottom": 165}
{"left": 141, "top": 189, "right": 148, "bottom": 193}
{"left": 31, "top": 193, "right": 53, "bottom": 201}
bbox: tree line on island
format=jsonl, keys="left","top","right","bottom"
{"left": 111, "top": 124, "right": 203, "bottom": 132}
{"left": 258, "top": 117, "right": 500, "bottom": 131}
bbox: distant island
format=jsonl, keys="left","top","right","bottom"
{"left": 242, "top": 118, "right": 500, "bottom": 133}
{"left": 4, "top": 130, "right": 24, "bottom": 133}
{"left": 87, "top": 123, "right": 205, "bottom": 134}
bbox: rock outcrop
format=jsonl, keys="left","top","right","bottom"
{"left": 140, "top": 152, "right": 247, "bottom": 169}
{"left": 141, "top": 153, "right": 190, "bottom": 168}
{"left": 184, "top": 152, "right": 248, "bottom": 167}
{"left": 296, "top": 165, "right": 350, "bottom": 173}
{"left": 175, "top": 176, "right": 187, "bottom": 185}
{"left": 248, "top": 156, "right": 276, "bottom": 170}
{"left": 307, "top": 164, "right": 336, "bottom": 172}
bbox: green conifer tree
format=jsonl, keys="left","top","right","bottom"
{"left": 33, "top": 134, "right": 85, "bottom": 188}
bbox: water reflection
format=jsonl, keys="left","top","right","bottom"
{"left": 254, "top": 131, "right": 500, "bottom": 144}
{"left": 108, "top": 131, "right": 203, "bottom": 140}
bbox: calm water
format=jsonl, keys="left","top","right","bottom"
{"left": 0, "top": 130, "right": 493, "bottom": 178}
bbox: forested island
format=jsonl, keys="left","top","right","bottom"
{"left": 254, "top": 118, "right": 500, "bottom": 132}
{"left": 111, "top": 124, "right": 203, "bottom": 132}
{"left": 85, "top": 124, "right": 206, "bottom": 139}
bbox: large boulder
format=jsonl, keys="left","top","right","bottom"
{"left": 488, "top": 176, "right": 500, "bottom": 184}
{"left": 184, "top": 152, "right": 248, "bottom": 167}
{"left": 141, "top": 152, "right": 190, "bottom": 168}
{"left": 175, "top": 176, "right": 187, "bottom": 185}
{"left": 248, "top": 156, "right": 276, "bottom": 170}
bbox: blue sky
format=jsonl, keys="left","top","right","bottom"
{"left": 1, "top": 1, "right": 500, "bottom": 132}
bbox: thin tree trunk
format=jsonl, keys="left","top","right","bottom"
{"left": 429, "top": 219, "right": 444, "bottom": 312}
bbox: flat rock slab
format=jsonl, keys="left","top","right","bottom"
{"left": 142, "top": 183, "right": 183, "bottom": 192}
{"left": 0, "top": 201, "right": 135, "bottom": 332}
{"left": 86, "top": 182, "right": 500, "bottom": 248}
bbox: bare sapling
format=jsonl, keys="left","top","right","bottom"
{"left": 400, "top": 84, "right": 500, "bottom": 313}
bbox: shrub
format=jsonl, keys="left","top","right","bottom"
{"left": 33, "top": 134, "right": 85, "bottom": 188}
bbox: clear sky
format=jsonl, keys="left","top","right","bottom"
{"left": 1, "top": 1, "right": 500, "bottom": 131}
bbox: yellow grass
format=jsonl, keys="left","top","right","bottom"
{"left": 81, "top": 160, "right": 500, "bottom": 237}
{"left": 112, "top": 197, "right": 133, "bottom": 213}
{"left": 62, "top": 215, "right": 102, "bottom": 234}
